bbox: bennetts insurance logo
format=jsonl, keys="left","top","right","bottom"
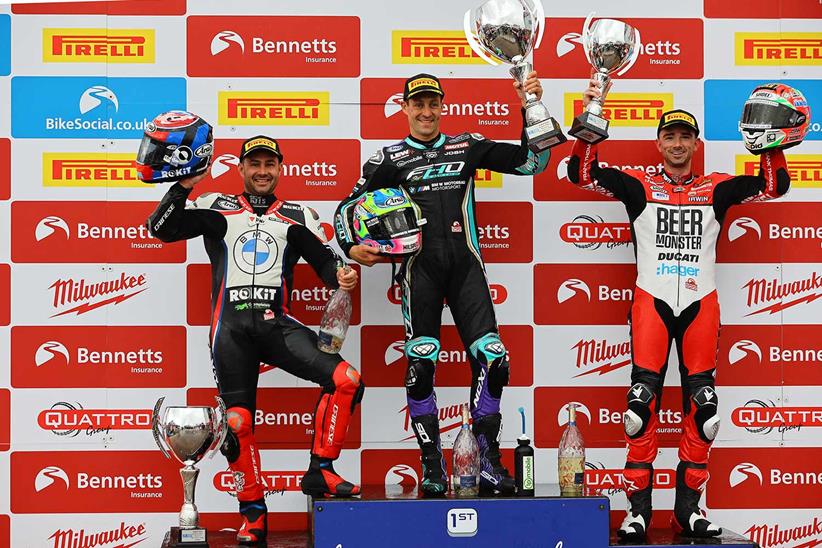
{"left": 49, "top": 271, "right": 147, "bottom": 317}
{"left": 49, "top": 521, "right": 148, "bottom": 548}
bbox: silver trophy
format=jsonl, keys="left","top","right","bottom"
{"left": 568, "top": 13, "right": 640, "bottom": 144}
{"left": 153, "top": 397, "right": 227, "bottom": 547}
{"left": 464, "top": 0, "right": 566, "bottom": 151}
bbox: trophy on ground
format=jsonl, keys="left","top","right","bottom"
{"left": 464, "top": 0, "right": 567, "bottom": 151}
{"left": 568, "top": 13, "right": 640, "bottom": 144}
{"left": 153, "top": 396, "right": 228, "bottom": 547}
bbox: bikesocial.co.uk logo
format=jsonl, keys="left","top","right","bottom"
{"left": 44, "top": 85, "right": 145, "bottom": 132}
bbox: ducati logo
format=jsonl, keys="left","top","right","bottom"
{"left": 557, "top": 279, "right": 591, "bottom": 303}
{"left": 728, "top": 217, "right": 762, "bottom": 242}
{"left": 729, "top": 462, "right": 763, "bottom": 487}
{"left": 728, "top": 340, "right": 762, "bottom": 365}
{"left": 35, "top": 466, "right": 70, "bottom": 492}
{"left": 35, "top": 216, "right": 70, "bottom": 241}
{"left": 211, "top": 30, "right": 245, "bottom": 55}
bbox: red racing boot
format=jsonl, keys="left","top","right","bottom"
{"left": 301, "top": 455, "right": 361, "bottom": 497}
{"left": 237, "top": 499, "right": 267, "bottom": 546}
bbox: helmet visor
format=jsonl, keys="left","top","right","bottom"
{"left": 364, "top": 208, "right": 419, "bottom": 240}
{"left": 741, "top": 100, "right": 804, "bottom": 129}
{"left": 136, "top": 137, "right": 167, "bottom": 167}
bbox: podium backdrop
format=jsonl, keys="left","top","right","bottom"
{"left": 0, "top": 0, "right": 820, "bottom": 546}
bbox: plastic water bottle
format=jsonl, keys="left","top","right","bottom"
{"left": 558, "top": 403, "right": 585, "bottom": 497}
{"left": 515, "top": 406, "right": 535, "bottom": 496}
{"left": 317, "top": 269, "right": 352, "bottom": 354}
{"left": 452, "top": 403, "right": 479, "bottom": 497}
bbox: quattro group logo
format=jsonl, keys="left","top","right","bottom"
{"left": 534, "top": 387, "right": 684, "bottom": 448}
{"left": 11, "top": 451, "right": 182, "bottom": 513}
{"left": 38, "top": 403, "right": 153, "bottom": 437}
{"left": 43, "top": 152, "right": 145, "bottom": 188}
{"left": 187, "top": 16, "right": 360, "bottom": 76}
{"left": 196, "top": 138, "right": 360, "bottom": 200}
{"left": 11, "top": 76, "right": 186, "bottom": 138}
{"left": 188, "top": 387, "right": 361, "bottom": 450}
{"left": 717, "top": 325, "right": 822, "bottom": 386}
{"left": 11, "top": 325, "right": 186, "bottom": 388}
{"left": 708, "top": 448, "right": 822, "bottom": 509}
{"left": 539, "top": 18, "right": 703, "bottom": 78}
{"left": 560, "top": 215, "right": 631, "bottom": 250}
{"left": 737, "top": 153, "right": 822, "bottom": 189}
{"left": 731, "top": 399, "right": 822, "bottom": 435}
{"left": 43, "top": 28, "right": 155, "bottom": 63}
{"left": 360, "top": 324, "right": 533, "bottom": 387}
{"left": 12, "top": 201, "right": 184, "bottom": 263}
{"left": 475, "top": 201, "right": 532, "bottom": 263}
{"left": 391, "top": 30, "right": 482, "bottom": 64}
{"left": 533, "top": 264, "right": 637, "bottom": 325}
{"left": 360, "top": 78, "right": 521, "bottom": 140}
{"left": 564, "top": 93, "right": 674, "bottom": 128}
{"left": 214, "top": 470, "right": 304, "bottom": 495}
{"left": 718, "top": 202, "right": 822, "bottom": 263}
{"left": 585, "top": 463, "right": 674, "bottom": 496}
{"left": 218, "top": 91, "right": 329, "bottom": 126}
{"left": 735, "top": 33, "right": 822, "bottom": 65}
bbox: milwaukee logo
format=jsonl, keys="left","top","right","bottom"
{"left": 738, "top": 155, "right": 822, "bottom": 188}
{"left": 565, "top": 93, "right": 673, "bottom": 127}
{"left": 43, "top": 153, "right": 143, "bottom": 187}
{"left": 218, "top": 92, "right": 329, "bottom": 126}
{"left": 48, "top": 521, "right": 148, "bottom": 548}
{"left": 400, "top": 402, "right": 464, "bottom": 441}
{"left": 736, "top": 33, "right": 822, "bottom": 65}
{"left": 49, "top": 273, "right": 148, "bottom": 317}
{"left": 43, "top": 29, "right": 154, "bottom": 63}
{"left": 744, "top": 272, "right": 822, "bottom": 316}
{"left": 572, "top": 338, "right": 631, "bottom": 377}
{"left": 392, "top": 31, "right": 482, "bottom": 64}
{"left": 744, "top": 517, "right": 822, "bottom": 548}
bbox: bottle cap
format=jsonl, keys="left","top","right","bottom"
{"left": 517, "top": 434, "right": 530, "bottom": 444}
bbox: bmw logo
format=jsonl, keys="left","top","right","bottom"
{"left": 233, "top": 230, "right": 278, "bottom": 274}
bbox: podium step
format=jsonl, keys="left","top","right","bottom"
{"left": 609, "top": 528, "right": 758, "bottom": 547}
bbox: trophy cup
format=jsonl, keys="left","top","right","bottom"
{"left": 568, "top": 14, "right": 640, "bottom": 144}
{"left": 464, "top": 0, "right": 567, "bottom": 151}
{"left": 153, "top": 397, "right": 227, "bottom": 547}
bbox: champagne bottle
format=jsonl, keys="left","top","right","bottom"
{"left": 317, "top": 266, "right": 352, "bottom": 354}
{"left": 558, "top": 403, "right": 585, "bottom": 497}
{"left": 452, "top": 403, "right": 479, "bottom": 497}
{"left": 515, "top": 406, "right": 535, "bottom": 497}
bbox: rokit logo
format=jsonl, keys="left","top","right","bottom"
{"left": 534, "top": 387, "right": 683, "bottom": 448}
{"left": 391, "top": 30, "right": 482, "bottom": 64}
{"left": 187, "top": 16, "right": 359, "bottom": 77}
{"left": 13, "top": 0, "right": 185, "bottom": 15}
{"left": 585, "top": 462, "right": 674, "bottom": 496}
{"left": 360, "top": 78, "right": 520, "bottom": 140}
{"left": 742, "top": 271, "right": 822, "bottom": 316}
{"left": 38, "top": 403, "right": 153, "bottom": 437}
{"left": 188, "top": 387, "right": 361, "bottom": 450}
{"left": 197, "top": 138, "right": 359, "bottom": 200}
{"left": 218, "top": 91, "right": 330, "bottom": 126}
{"left": 571, "top": 337, "right": 631, "bottom": 378}
{"left": 476, "top": 201, "right": 532, "bottom": 263}
{"left": 708, "top": 448, "right": 822, "bottom": 509}
{"left": 564, "top": 93, "right": 674, "bottom": 128}
{"left": 214, "top": 470, "right": 304, "bottom": 496}
{"left": 11, "top": 326, "right": 185, "bottom": 388}
{"left": 540, "top": 18, "right": 703, "bottom": 79}
{"left": 718, "top": 325, "right": 822, "bottom": 386}
{"left": 560, "top": 215, "right": 631, "bottom": 250}
{"left": 534, "top": 264, "right": 636, "bottom": 325}
{"left": 360, "top": 325, "right": 533, "bottom": 387}
{"left": 12, "top": 202, "right": 184, "bottom": 263}
{"left": 47, "top": 271, "right": 149, "bottom": 317}
{"left": 731, "top": 399, "right": 822, "bottom": 435}
{"left": 43, "top": 152, "right": 144, "bottom": 188}
{"left": 43, "top": 28, "right": 155, "bottom": 63}
{"left": 48, "top": 521, "right": 149, "bottom": 548}
{"left": 11, "top": 451, "right": 181, "bottom": 513}
{"left": 735, "top": 33, "right": 822, "bottom": 65}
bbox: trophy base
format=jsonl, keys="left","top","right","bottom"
{"left": 165, "top": 526, "right": 209, "bottom": 547}
{"left": 569, "top": 112, "right": 609, "bottom": 144}
{"left": 525, "top": 117, "right": 567, "bottom": 152}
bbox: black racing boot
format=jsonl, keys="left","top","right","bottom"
{"left": 301, "top": 455, "right": 360, "bottom": 497}
{"left": 617, "top": 462, "right": 654, "bottom": 541}
{"left": 411, "top": 413, "right": 448, "bottom": 496}
{"left": 672, "top": 461, "right": 721, "bottom": 538}
{"left": 237, "top": 498, "right": 267, "bottom": 546}
{"left": 473, "top": 413, "right": 515, "bottom": 495}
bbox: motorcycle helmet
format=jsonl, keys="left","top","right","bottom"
{"left": 136, "top": 111, "right": 214, "bottom": 183}
{"left": 740, "top": 83, "right": 810, "bottom": 154}
{"left": 352, "top": 188, "right": 424, "bottom": 255}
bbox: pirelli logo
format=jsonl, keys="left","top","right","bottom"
{"left": 392, "top": 30, "right": 483, "bottom": 64}
{"left": 564, "top": 93, "right": 674, "bottom": 127}
{"left": 218, "top": 92, "right": 330, "bottom": 126}
{"left": 475, "top": 169, "right": 503, "bottom": 188}
{"left": 43, "top": 29, "right": 155, "bottom": 63}
{"left": 43, "top": 153, "right": 145, "bottom": 187}
{"left": 736, "top": 33, "right": 822, "bottom": 65}
{"left": 736, "top": 155, "right": 822, "bottom": 188}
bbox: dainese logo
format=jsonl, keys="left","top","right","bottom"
{"left": 735, "top": 33, "right": 822, "bottom": 65}
{"left": 43, "top": 28, "right": 155, "bottom": 63}
{"left": 391, "top": 30, "right": 482, "bottom": 64}
{"left": 218, "top": 91, "right": 330, "bottom": 126}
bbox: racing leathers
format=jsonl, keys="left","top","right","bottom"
{"left": 335, "top": 117, "right": 549, "bottom": 493}
{"left": 568, "top": 140, "right": 790, "bottom": 537}
{"left": 148, "top": 184, "right": 364, "bottom": 510}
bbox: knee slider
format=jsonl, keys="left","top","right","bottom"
{"left": 624, "top": 383, "right": 655, "bottom": 438}
{"left": 692, "top": 385, "right": 720, "bottom": 442}
{"left": 469, "top": 333, "right": 508, "bottom": 369}
{"left": 221, "top": 406, "right": 252, "bottom": 463}
{"left": 405, "top": 337, "right": 439, "bottom": 400}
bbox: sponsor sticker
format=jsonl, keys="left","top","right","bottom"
{"left": 735, "top": 33, "right": 822, "bottom": 66}
{"left": 564, "top": 93, "right": 674, "bottom": 128}
{"left": 737, "top": 154, "right": 822, "bottom": 189}
{"left": 218, "top": 91, "right": 330, "bottom": 126}
{"left": 42, "top": 152, "right": 146, "bottom": 188}
{"left": 43, "top": 29, "right": 155, "bottom": 63}
{"left": 391, "top": 30, "right": 482, "bottom": 64}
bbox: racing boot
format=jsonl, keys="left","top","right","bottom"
{"left": 672, "top": 461, "right": 721, "bottom": 537}
{"left": 473, "top": 413, "right": 515, "bottom": 494}
{"left": 237, "top": 498, "right": 267, "bottom": 546}
{"left": 617, "top": 462, "right": 653, "bottom": 541}
{"left": 411, "top": 413, "right": 448, "bottom": 496}
{"left": 301, "top": 455, "right": 360, "bottom": 497}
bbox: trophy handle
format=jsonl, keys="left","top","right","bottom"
{"left": 581, "top": 12, "right": 595, "bottom": 64}
{"left": 528, "top": 0, "right": 545, "bottom": 49}
{"left": 617, "top": 27, "right": 642, "bottom": 77}
{"left": 463, "top": 9, "right": 500, "bottom": 66}
{"left": 151, "top": 397, "right": 173, "bottom": 460}
{"left": 208, "top": 396, "right": 229, "bottom": 459}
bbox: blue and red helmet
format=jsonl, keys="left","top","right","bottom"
{"left": 135, "top": 111, "right": 213, "bottom": 183}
